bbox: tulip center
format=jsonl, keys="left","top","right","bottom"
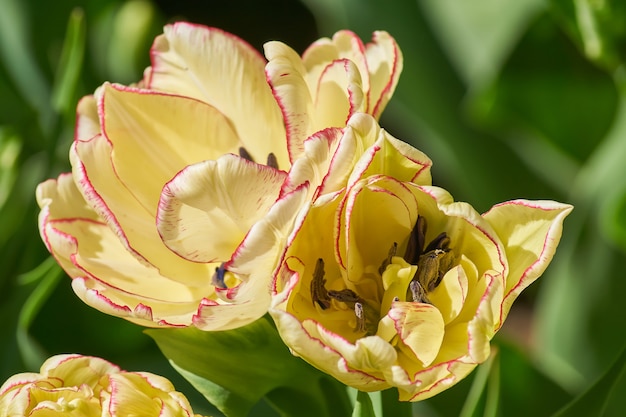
{"left": 310, "top": 215, "right": 458, "bottom": 336}
{"left": 399, "top": 215, "right": 458, "bottom": 304}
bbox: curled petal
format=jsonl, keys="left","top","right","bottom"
{"left": 193, "top": 183, "right": 309, "bottom": 331}
{"left": 482, "top": 200, "right": 573, "bottom": 323}
{"left": 388, "top": 302, "right": 445, "bottom": 368}
{"left": 157, "top": 154, "right": 287, "bottom": 263}
{"left": 148, "top": 22, "right": 288, "bottom": 167}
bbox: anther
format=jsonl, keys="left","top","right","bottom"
{"left": 409, "top": 280, "right": 429, "bottom": 304}
{"left": 238, "top": 147, "right": 254, "bottom": 162}
{"left": 424, "top": 232, "right": 450, "bottom": 253}
{"left": 266, "top": 153, "right": 279, "bottom": 169}
{"left": 355, "top": 302, "right": 366, "bottom": 332}
{"left": 212, "top": 263, "right": 228, "bottom": 289}
{"left": 328, "top": 288, "right": 361, "bottom": 303}
{"left": 378, "top": 242, "right": 398, "bottom": 275}
{"left": 405, "top": 215, "right": 427, "bottom": 264}
{"left": 311, "top": 258, "right": 331, "bottom": 310}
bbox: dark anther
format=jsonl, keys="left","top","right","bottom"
{"left": 311, "top": 258, "right": 331, "bottom": 310}
{"left": 378, "top": 242, "right": 398, "bottom": 275}
{"left": 212, "top": 263, "right": 228, "bottom": 289}
{"left": 424, "top": 232, "right": 450, "bottom": 253}
{"left": 328, "top": 288, "right": 361, "bottom": 303}
{"left": 405, "top": 215, "right": 427, "bottom": 264}
{"left": 266, "top": 153, "right": 279, "bottom": 169}
{"left": 238, "top": 147, "right": 254, "bottom": 162}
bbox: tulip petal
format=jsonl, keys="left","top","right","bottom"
{"left": 311, "top": 58, "right": 365, "bottom": 131}
{"left": 338, "top": 176, "right": 417, "bottom": 281}
{"left": 75, "top": 94, "right": 99, "bottom": 141}
{"left": 364, "top": 31, "right": 402, "bottom": 119}
{"left": 192, "top": 184, "right": 309, "bottom": 331}
{"left": 158, "top": 154, "right": 287, "bottom": 263}
{"left": 388, "top": 302, "right": 445, "bottom": 367}
{"left": 37, "top": 174, "right": 211, "bottom": 327}
{"left": 101, "top": 83, "right": 241, "bottom": 214}
{"left": 264, "top": 40, "right": 314, "bottom": 161}
{"left": 72, "top": 134, "right": 212, "bottom": 282}
{"left": 270, "top": 309, "right": 391, "bottom": 391}
{"left": 482, "top": 200, "right": 573, "bottom": 323}
{"left": 467, "top": 272, "right": 505, "bottom": 363}
{"left": 428, "top": 265, "right": 469, "bottom": 325}
{"left": 148, "top": 22, "right": 288, "bottom": 168}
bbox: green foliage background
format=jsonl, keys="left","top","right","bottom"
{"left": 0, "top": 0, "right": 624, "bottom": 416}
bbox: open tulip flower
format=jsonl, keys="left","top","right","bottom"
{"left": 0, "top": 354, "right": 205, "bottom": 417}
{"left": 270, "top": 113, "right": 573, "bottom": 401}
{"left": 36, "top": 23, "right": 401, "bottom": 330}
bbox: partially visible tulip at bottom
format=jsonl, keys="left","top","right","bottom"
{"left": 0, "top": 354, "right": 206, "bottom": 417}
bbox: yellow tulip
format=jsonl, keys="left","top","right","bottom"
{"left": 270, "top": 113, "right": 573, "bottom": 401}
{"left": 0, "top": 354, "right": 205, "bottom": 417}
{"left": 41, "top": 22, "right": 400, "bottom": 330}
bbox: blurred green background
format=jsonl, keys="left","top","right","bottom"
{"left": 0, "top": 0, "right": 625, "bottom": 416}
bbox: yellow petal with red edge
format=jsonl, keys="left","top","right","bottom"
{"left": 269, "top": 308, "right": 391, "bottom": 392}
{"left": 100, "top": 83, "right": 241, "bottom": 215}
{"left": 387, "top": 302, "right": 445, "bottom": 367}
{"left": 148, "top": 22, "right": 288, "bottom": 168}
{"left": 71, "top": 133, "right": 211, "bottom": 283}
{"left": 264, "top": 40, "right": 314, "bottom": 162}
{"left": 364, "top": 31, "right": 403, "bottom": 118}
{"left": 193, "top": 183, "right": 309, "bottom": 331}
{"left": 482, "top": 200, "right": 573, "bottom": 324}
{"left": 157, "top": 154, "right": 287, "bottom": 263}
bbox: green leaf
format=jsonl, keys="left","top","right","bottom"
{"left": 147, "top": 316, "right": 351, "bottom": 417}
{"left": 352, "top": 391, "right": 376, "bottom": 417}
{"left": 16, "top": 257, "right": 63, "bottom": 369}
{"left": 552, "top": 345, "right": 626, "bottom": 417}
{"left": 51, "top": 7, "right": 86, "bottom": 117}
{"left": 551, "top": 0, "right": 626, "bottom": 72}
{"left": 459, "top": 347, "right": 499, "bottom": 417}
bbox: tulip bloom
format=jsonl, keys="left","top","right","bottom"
{"left": 37, "top": 23, "right": 401, "bottom": 330}
{"left": 0, "top": 354, "right": 204, "bottom": 417}
{"left": 270, "top": 114, "right": 573, "bottom": 401}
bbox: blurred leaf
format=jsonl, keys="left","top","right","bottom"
{"left": 106, "top": 0, "right": 157, "bottom": 83}
{"left": 420, "top": 0, "right": 544, "bottom": 87}
{"left": 0, "top": 129, "right": 21, "bottom": 208}
{"left": 496, "top": 341, "right": 572, "bottom": 417}
{"left": 380, "top": 388, "right": 411, "bottom": 417}
{"left": 0, "top": 0, "right": 53, "bottom": 131}
{"left": 468, "top": 13, "right": 618, "bottom": 165}
{"left": 352, "top": 391, "right": 376, "bottom": 417}
{"left": 551, "top": 0, "right": 626, "bottom": 72}
{"left": 459, "top": 348, "right": 499, "bottom": 417}
{"left": 148, "top": 316, "right": 352, "bottom": 417}
{"left": 552, "top": 345, "right": 626, "bottom": 417}
{"left": 51, "top": 8, "right": 86, "bottom": 117}
{"left": 16, "top": 257, "right": 63, "bottom": 369}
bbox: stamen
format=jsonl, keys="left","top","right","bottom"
{"left": 238, "top": 147, "right": 254, "bottom": 162}
{"left": 311, "top": 258, "right": 331, "bottom": 310}
{"left": 354, "top": 302, "right": 366, "bottom": 332}
{"left": 409, "top": 280, "right": 429, "bottom": 304}
{"left": 405, "top": 215, "right": 427, "bottom": 264}
{"left": 378, "top": 242, "right": 398, "bottom": 275}
{"left": 211, "top": 263, "right": 228, "bottom": 289}
{"left": 266, "top": 153, "right": 279, "bottom": 169}
{"left": 424, "top": 232, "right": 450, "bottom": 253}
{"left": 328, "top": 288, "right": 361, "bottom": 303}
